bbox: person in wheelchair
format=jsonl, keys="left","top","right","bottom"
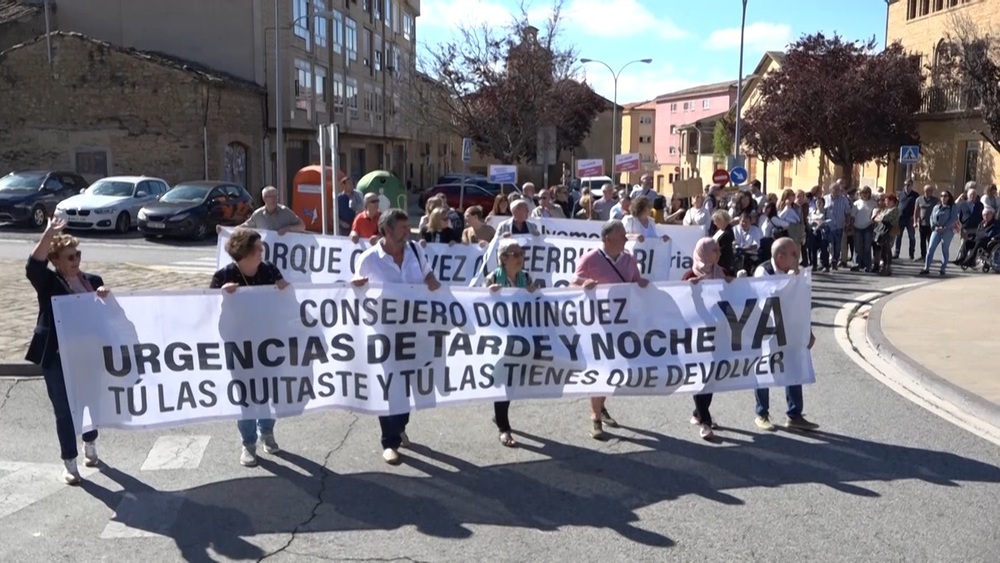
{"left": 733, "top": 212, "right": 763, "bottom": 275}
{"left": 959, "top": 207, "right": 999, "bottom": 270}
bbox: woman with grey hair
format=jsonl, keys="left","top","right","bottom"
{"left": 485, "top": 238, "right": 539, "bottom": 447}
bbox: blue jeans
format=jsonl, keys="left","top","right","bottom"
{"left": 379, "top": 413, "right": 410, "bottom": 450}
{"left": 237, "top": 418, "right": 275, "bottom": 446}
{"left": 755, "top": 386, "right": 803, "bottom": 419}
{"left": 827, "top": 228, "right": 844, "bottom": 264}
{"left": 924, "top": 229, "right": 954, "bottom": 272}
{"left": 854, "top": 226, "right": 874, "bottom": 269}
{"left": 42, "top": 360, "right": 99, "bottom": 460}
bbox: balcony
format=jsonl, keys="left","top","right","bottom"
{"left": 920, "top": 84, "right": 982, "bottom": 114}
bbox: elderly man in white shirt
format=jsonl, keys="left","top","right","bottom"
{"left": 850, "top": 186, "right": 877, "bottom": 272}
{"left": 683, "top": 194, "right": 711, "bottom": 234}
{"left": 353, "top": 208, "right": 442, "bottom": 466}
{"left": 521, "top": 182, "right": 537, "bottom": 212}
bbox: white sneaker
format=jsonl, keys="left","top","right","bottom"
{"left": 62, "top": 459, "right": 81, "bottom": 485}
{"left": 699, "top": 423, "right": 715, "bottom": 441}
{"left": 260, "top": 433, "right": 281, "bottom": 454}
{"left": 239, "top": 446, "right": 258, "bottom": 467}
{"left": 382, "top": 448, "right": 401, "bottom": 465}
{"left": 399, "top": 432, "right": 410, "bottom": 448}
{"left": 83, "top": 441, "right": 99, "bottom": 467}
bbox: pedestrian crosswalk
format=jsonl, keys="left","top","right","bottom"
{"left": 143, "top": 256, "right": 218, "bottom": 275}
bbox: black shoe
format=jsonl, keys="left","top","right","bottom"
{"left": 850, "top": 265, "right": 862, "bottom": 272}
{"left": 918, "top": 269, "right": 929, "bottom": 275}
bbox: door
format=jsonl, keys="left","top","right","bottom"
{"left": 132, "top": 181, "right": 156, "bottom": 216}
{"left": 964, "top": 141, "right": 979, "bottom": 185}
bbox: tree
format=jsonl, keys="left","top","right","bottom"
{"left": 934, "top": 15, "right": 1000, "bottom": 154}
{"left": 741, "top": 103, "right": 797, "bottom": 191}
{"left": 412, "top": 1, "right": 606, "bottom": 163}
{"left": 741, "top": 33, "right": 923, "bottom": 184}
{"left": 712, "top": 116, "right": 733, "bottom": 159}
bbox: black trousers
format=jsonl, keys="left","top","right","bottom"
{"left": 918, "top": 225, "right": 932, "bottom": 257}
{"left": 692, "top": 394, "right": 713, "bottom": 426}
{"left": 494, "top": 401, "right": 511, "bottom": 432}
{"left": 378, "top": 413, "right": 410, "bottom": 450}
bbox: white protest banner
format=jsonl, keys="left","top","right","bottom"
{"left": 486, "top": 217, "right": 703, "bottom": 279}
{"left": 472, "top": 235, "right": 673, "bottom": 287}
{"left": 52, "top": 275, "right": 815, "bottom": 431}
{"left": 217, "top": 228, "right": 488, "bottom": 286}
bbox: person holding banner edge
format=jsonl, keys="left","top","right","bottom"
{"left": 210, "top": 228, "right": 291, "bottom": 467}
{"left": 752, "top": 237, "right": 819, "bottom": 432}
{"left": 485, "top": 238, "right": 540, "bottom": 447}
{"left": 572, "top": 220, "right": 650, "bottom": 439}
{"left": 353, "top": 208, "right": 442, "bottom": 465}
{"left": 26, "top": 217, "right": 110, "bottom": 485}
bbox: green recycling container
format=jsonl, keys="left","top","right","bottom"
{"left": 356, "top": 170, "right": 406, "bottom": 213}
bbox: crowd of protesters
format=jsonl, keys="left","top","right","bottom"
{"left": 29, "top": 168, "right": 1000, "bottom": 484}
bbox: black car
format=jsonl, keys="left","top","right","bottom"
{"left": 0, "top": 171, "right": 90, "bottom": 228}
{"left": 137, "top": 181, "right": 254, "bottom": 240}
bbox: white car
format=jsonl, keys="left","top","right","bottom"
{"left": 55, "top": 176, "right": 171, "bottom": 233}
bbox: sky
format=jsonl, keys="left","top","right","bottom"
{"left": 415, "top": 0, "right": 889, "bottom": 104}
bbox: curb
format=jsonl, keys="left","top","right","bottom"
{"left": 865, "top": 281, "right": 1000, "bottom": 430}
{"left": 0, "top": 362, "right": 42, "bottom": 377}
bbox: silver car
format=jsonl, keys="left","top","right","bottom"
{"left": 55, "top": 176, "right": 171, "bottom": 233}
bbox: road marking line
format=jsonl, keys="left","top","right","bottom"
{"left": 0, "top": 462, "right": 97, "bottom": 521}
{"left": 834, "top": 287, "right": 1000, "bottom": 447}
{"left": 100, "top": 491, "right": 186, "bottom": 539}
{"left": 140, "top": 436, "right": 211, "bottom": 471}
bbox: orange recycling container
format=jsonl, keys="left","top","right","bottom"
{"left": 291, "top": 165, "right": 348, "bottom": 233}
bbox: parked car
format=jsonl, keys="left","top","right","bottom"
{"left": 432, "top": 174, "right": 517, "bottom": 198}
{"left": 579, "top": 175, "right": 615, "bottom": 199}
{"left": 137, "top": 181, "right": 253, "bottom": 240}
{"left": 54, "top": 175, "right": 170, "bottom": 233}
{"left": 0, "top": 170, "right": 89, "bottom": 228}
{"left": 419, "top": 183, "right": 497, "bottom": 212}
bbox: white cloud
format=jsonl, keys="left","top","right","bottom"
{"left": 579, "top": 63, "right": 731, "bottom": 107}
{"left": 705, "top": 22, "right": 793, "bottom": 53}
{"left": 418, "top": 0, "right": 686, "bottom": 40}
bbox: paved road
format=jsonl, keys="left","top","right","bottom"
{"left": 0, "top": 246, "right": 997, "bottom": 561}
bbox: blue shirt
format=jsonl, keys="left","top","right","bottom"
{"left": 930, "top": 204, "right": 958, "bottom": 230}
{"left": 336, "top": 193, "right": 357, "bottom": 236}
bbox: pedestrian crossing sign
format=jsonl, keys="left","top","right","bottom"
{"left": 899, "top": 145, "right": 920, "bottom": 164}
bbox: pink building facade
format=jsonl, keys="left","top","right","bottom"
{"left": 653, "top": 80, "right": 739, "bottom": 183}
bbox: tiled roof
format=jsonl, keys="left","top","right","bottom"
{"left": 0, "top": 0, "right": 39, "bottom": 25}
{"left": 655, "top": 79, "right": 742, "bottom": 102}
{"left": 0, "top": 31, "right": 265, "bottom": 93}
{"left": 623, "top": 100, "right": 656, "bottom": 111}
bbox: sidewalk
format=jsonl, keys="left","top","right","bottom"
{"left": 866, "top": 275, "right": 1000, "bottom": 428}
{"left": 0, "top": 259, "right": 208, "bottom": 376}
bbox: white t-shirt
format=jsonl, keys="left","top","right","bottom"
{"left": 356, "top": 240, "right": 431, "bottom": 284}
{"left": 622, "top": 215, "right": 658, "bottom": 239}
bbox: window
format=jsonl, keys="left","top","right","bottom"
{"left": 392, "top": 0, "right": 400, "bottom": 33}
{"left": 641, "top": 154, "right": 652, "bottom": 162}
{"left": 374, "top": 0, "right": 382, "bottom": 19}
{"left": 75, "top": 150, "right": 109, "bottom": 177}
{"left": 670, "top": 125, "right": 677, "bottom": 134}
{"left": 920, "top": 0, "right": 930, "bottom": 16}
{"left": 225, "top": 143, "right": 249, "bottom": 188}
{"left": 682, "top": 101, "right": 691, "bottom": 111}
{"left": 294, "top": 58, "right": 313, "bottom": 112}
{"left": 392, "top": 44, "right": 402, "bottom": 74}
{"left": 669, "top": 103, "right": 677, "bottom": 113}
{"left": 346, "top": 77, "right": 359, "bottom": 113}
{"left": 333, "top": 72, "right": 345, "bottom": 112}
{"left": 702, "top": 99, "right": 710, "bottom": 109}
{"left": 332, "top": 12, "right": 343, "bottom": 53}
{"left": 906, "top": 0, "right": 917, "bottom": 19}
{"left": 315, "top": 0, "right": 328, "bottom": 48}
{"left": 346, "top": 18, "right": 357, "bottom": 60}
{"left": 639, "top": 136, "right": 652, "bottom": 143}
{"left": 363, "top": 83, "right": 374, "bottom": 113}
{"left": 403, "top": 11, "right": 413, "bottom": 40}
{"left": 294, "top": 0, "right": 310, "bottom": 47}
{"left": 375, "top": 85, "right": 384, "bottom": 120}
{"left": 668, "top": 146, "right": 677, "bottom": 155}
{"left": 316, "top": 65, "right": 327, "bottom": 109}
{"left": 639, "top": 115, "right": 652, "bottom": 124}
{"left": 385, "top": 0, "right": 392, "bottom": 29}
{"left": 362, "top": 28, "right": 372, "bottom": 68}
{"left": 374, "top": 34, "right": 383, "bottom": 71}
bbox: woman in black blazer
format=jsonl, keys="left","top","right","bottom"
{"left": 26, "top": 218, "right": 110, "bottom": 485}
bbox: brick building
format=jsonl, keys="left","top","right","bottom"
{"left": 0, "top": 32, "right": 265, "bottom": 194}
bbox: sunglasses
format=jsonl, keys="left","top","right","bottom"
{"left": 62, "top": 250, "right": 82, "bottom": 262}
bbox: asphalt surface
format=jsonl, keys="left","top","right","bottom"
{"left": 0, "top": 228, "right": 997, "bottom": 562}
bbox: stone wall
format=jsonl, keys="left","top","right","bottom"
{"left": 0, "top": 33, "right": 266, "bottom": 195}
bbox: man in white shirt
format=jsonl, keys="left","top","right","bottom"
{"left": 752, "top": 237, "right": 818, "bottom": 432}
{"left": 850, "top": 186, "right": 877, "bottom": 272}
{"left": 521, "top": 182, "right": 537, "bottom": 212}
{"left": 629, "top": 173, "right": 656, "bottom": 201}
{"left": 353, "top": 208, "right": 442, "bottom": 465}
{"left": 734, "top": 213, "right": 763, "bottom": 250}
{"left": 749, "top": 180, "right": 765, "bottom": 206}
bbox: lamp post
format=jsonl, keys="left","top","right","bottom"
{"left": 580, "top": 57, "right": 652, "bottom": 180}
{"left": 733, "top": 0, "right": 748, "bottom": 161}
{"left": 274, "top": 2, "right": 335, "bottom": 202}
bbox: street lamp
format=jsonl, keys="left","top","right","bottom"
{"left": 274, "top": 2, "right": 335, "bottom": 202}
{"left": 580, "top": 57, "right": 653, "bottom": 179}
{"left": 733, "top": 0, "right": 748, "bottom": 161}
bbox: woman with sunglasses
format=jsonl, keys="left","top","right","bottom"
{"left": 920, "top": 189, "right": 959, "bottom": 276}
{"left": 484, "top": 238, "right": 539, "bottom": 447}
{"left": 26, "top": 217, "right": 110, "bottom": 485}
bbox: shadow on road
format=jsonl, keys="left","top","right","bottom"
{"left": 79, "top": 428, "right": 1000, "bottom": 561}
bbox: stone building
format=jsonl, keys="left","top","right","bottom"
{"left": 0, "top": 0, "right": 49, "bottom": 52}
{"left": 0, "top": 32, "right": 265, "bottom": 194}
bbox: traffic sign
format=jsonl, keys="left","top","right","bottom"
{"left": 727, "top": 154, "right": 746, "bottom": 171}
{"left": 712, "top": 169, "right": 729, "bottom": 185}
{"left": 899, "top": 145, "right": 920, "bottom": 164}
{"left": 461, "top": 138, "right": 473, "bottom": 163}
{"left": 729, "top": 166, "right": 749, "bottom": 186}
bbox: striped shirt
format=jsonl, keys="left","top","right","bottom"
{"left": 823, "top": 194, "right": 852, "bottom": 229}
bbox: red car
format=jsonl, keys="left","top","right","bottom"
{"left": 419, "top": 183, "right": 497, "bottom": 212}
